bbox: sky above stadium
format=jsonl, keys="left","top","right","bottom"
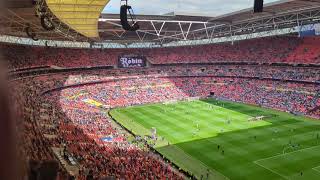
{"left": 103, "top": 0, "right": 279, "bottom": 16}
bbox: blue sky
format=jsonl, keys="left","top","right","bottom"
{"left": 103, "top": 0, "right": 279, "bottom": 16}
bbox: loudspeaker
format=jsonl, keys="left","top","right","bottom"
{"left": 120, "top": 5, "right": 139, "bottom": 31}
{"left": 25, "top": 25, "right": 39, "bottom": 41}
{"left": 120, "top": 5, "right": 130, "bottom": 30}
{"left": 254, "top": 0, "right": 264, "bottom": 13}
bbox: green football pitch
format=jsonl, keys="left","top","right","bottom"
{"left": 109, "top": 99, "right": 320, "bottom": 180}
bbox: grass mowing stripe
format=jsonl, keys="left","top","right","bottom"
{"left": 254, "top": 161, "right": 290, "bottom": 179}
{"left": 111, "top": 107, "right": 228, "bottom": 179}
{"left": 254, "top": 145, "right": 320, "bottom": 163}
{"left": 313, "top": 166, "right": 320, "bottom": 174}
{"left": 110, "top": 99, "right": 320, "bottom": 180}
{"left": 254, "top": 145, "right": 320, "bottom": 178}
{"left": 157, "top": 143, "right": 229, "bottom": 180}
{"left": 109, "top": 110, "right": 150, "bottom": 135}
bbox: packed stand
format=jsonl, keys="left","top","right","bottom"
{"left": 2, "top": 36, "right": 320, "bottom": 70}
{"left": 4, "top": 35, "right": 320, "bottom": 179}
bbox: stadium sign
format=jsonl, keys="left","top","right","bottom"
{"left": 118, "top": 56, "right": 147, "bottom": 68}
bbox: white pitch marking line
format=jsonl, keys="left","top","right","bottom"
{"left": 254, "top": 161, "right": 289, "bottom": 180}
{"left": 255, "top": 145, "right": 320, "bottom": 163}
{"left": 253, "top": 145, "right": 320, "bottom": 179}
{"left": 312, "top": 166, "right": 320, "bottom": 174}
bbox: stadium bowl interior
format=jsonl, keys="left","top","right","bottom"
{"left": 1, "top": 0, "right": 320, "bottom": 179}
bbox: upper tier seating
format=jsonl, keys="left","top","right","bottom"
{"left": 1, "top": 36, "right": 320, "bottom": 69}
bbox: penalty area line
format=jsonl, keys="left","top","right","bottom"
{"left": 253, "top": 161, "right": 289, "bottom": 180}
{"left": 253, "top": 145, "right": 320, "bottom": 179}
{"left": 255, "top": 145, "right": 320, "bottom": 164}
{"left": 313, "top": 166, "right": 320, "bottom": 174}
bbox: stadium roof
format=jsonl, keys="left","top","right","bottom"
{"left": 0, "top": 0, "right": 320, "bottom": 46}
{"left": 209, "top": 0, "right": 320, "bottom": 23}
{"left": 46, "top": 0, "right": 111, "bottom": 38}
{"left": 0, "top": 0, "right": 90, "bottom": 41}
{"left": 99, "top": 0, "right": 320, "bottom": 44}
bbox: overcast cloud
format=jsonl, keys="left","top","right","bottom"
{"left": 103, "top": 0, "right": 279, "bottom": 16}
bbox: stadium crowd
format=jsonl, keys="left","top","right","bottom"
{"left": 10, "top": 66, "right": 319, "bottom": 179}
{"left": 3, "top": 35, "right": 320, "bottom": 179}
{"left": 2, "top": 36, "right": 320, "bottom": 70}
{"left": 48, "top": 76, "right": 318, "bottom": 118}
{"left": 10, "top": 75, "right": 186, "bottom": 179}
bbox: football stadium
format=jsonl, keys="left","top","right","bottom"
{"left": 0, "top": 0, "right": 319, "bottom": 179}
